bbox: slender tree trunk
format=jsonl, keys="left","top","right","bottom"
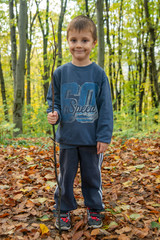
{"left": 105, "top": 0, "right": 114, "bottom": 103}
{"left": 117, "top": 0, "right": 123, "bottom": 111}
{"left": 26, "top": 45, "right": 31, "bottom": 105}
{"left": 112, "top": 29, "right": 116, "bottom": 110}
{"left": 0, "top": 54, "right": 9, "bottom": 122}
{"left": 138, "top": 41, "right": 148, "bottom": 124}
{"left": 26, "top": 14, "right": 31, "bottom": 105}
{"left": 13, "top": 0, "right": 27, "bottom": 136}
{"left": 36, "top": 0, "right": 49, "bottom": 101}
{"left": 57, "top": 0, "right": 67, "bottom": 67}
{"left": 96, "top": 0, "right": 104, "bottom": 68}
{"left": 9, "top": 0, "right": 17, "bottom": 98}
{"left": 144, "top": 0, "right": 160, "bottom": 104}
{"left": 26, "top": 10, "right": 37, "bottom": 105}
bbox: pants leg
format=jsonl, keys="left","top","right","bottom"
{"left": 78, "top": 146, "right": 104, "bottom": 211}
{"left": 54, "top": 148, "right": 79, "bottom": 212}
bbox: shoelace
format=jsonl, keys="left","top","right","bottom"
{"left": 89, "top": 212, "right": 100, "bottom": 221}
{"left": 60, "top": 213, "right": 70, "bottom": 223}
{"left": 61, "top": 217, "right": 69, "bottom": 223}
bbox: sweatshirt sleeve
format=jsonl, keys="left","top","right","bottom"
{"left": 46, "top": 71, "right": 61, "bottom": 123}
{"left": 96, "top": 72, "right": 113, "bottom": 144}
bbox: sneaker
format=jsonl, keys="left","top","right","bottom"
{"left": 55, "top": 212, "right": 71, "bottom": 230}
{"left": 87, "top": 208, "right": 102, "bottom": 228}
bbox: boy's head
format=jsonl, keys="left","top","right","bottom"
{"left": 67, "top": 15, "right": 97, "bottom": 42}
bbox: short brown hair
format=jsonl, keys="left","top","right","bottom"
{"left": 67, "top": 15, "right": 97, "bottom": 42}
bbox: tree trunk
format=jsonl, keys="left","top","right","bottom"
{"left": 0, "top": 54, "right": 9, "bottom": 122}
{"left": 138, "top": 38, "right": 148, "bottom": 125}
{"left": 117, "top": 0, "right": 123, "bottom": 111}
{"left": 57, "top": 0, "right": 67, "bottom": 67}
{"left": 13, "top": 0, "right": 27, "bottom": 136}
{"left": 9, "top": 0, "right": 17, "bottom": 98}
{"left": 26, "top": 10, "right": 38, "bottom": 105}
{"left": 105, "top": 0, "right": 114, "bottom": 103}
{"left": 96, "top": 0, "right": 104, "bottom": 68}
{"left": 144, "top": 0, "right": 160, "bottom": 105}
{"left": 36, "top": 0, "right": 50, "bottom": 101}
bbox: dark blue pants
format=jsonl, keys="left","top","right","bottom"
{"left": 54, "top": 146, "right": 104, "bottom": 212}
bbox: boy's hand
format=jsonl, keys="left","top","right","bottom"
{"left": 97, "top": 142, "right": 109, "bottom": 154}
{"left": 47, "top": 111, "right": 59, "bottom": 125}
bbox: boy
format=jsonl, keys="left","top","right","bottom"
{"left": 47, "top": 15, "right": 113, "bottom": 230}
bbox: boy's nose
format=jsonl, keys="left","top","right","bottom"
{"left": 76, "top": 41, "right": 82, "bottom": 48}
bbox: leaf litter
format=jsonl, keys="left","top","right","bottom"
{"left": 0, "top": 136, "right": 159, "bottom": 239}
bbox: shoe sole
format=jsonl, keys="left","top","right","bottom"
{"left": 88, "top": 223, "right": 103, "bottom": 228}
{"left": 55, "top": 222, "right": 71, "bottom": 231}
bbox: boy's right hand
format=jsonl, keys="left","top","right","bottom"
{"left": 47, "top": 111, "right": 59, "bottom": 125}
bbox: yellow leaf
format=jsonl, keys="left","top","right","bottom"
{"left": 40, "top": 223, "right": 49, "bottom": 235}
{"left": 25, "top": 156, "right": 33, "bottom": 161}
{"left": 159, "top": 217, "right": 160, "bottom": 223}
{"left": 114, "top": 156, "right": 120, "bottom": 160}
{"left": 123, "top": 181, "right": 132, "bottom": 187}
{"left": 156, "top": 176, "right": 160, "bottom": 184}
{"left": 20, "top": 188, "right": 29, "bottom": 192}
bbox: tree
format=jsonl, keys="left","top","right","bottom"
{"left": 105, "top": 0, "right": 115, "bottom": 107}
{"left": 57, "top": 0, "right": 67, "bottom": 67}
{"left": 13, "top": 0, "right": 27, "bottom": 136}
{"left": 144, "top": 0, "right": 160, "bottom": 106}
{"left": 35, "top": 0, "right": 50, "bottom": 101}
{"left": 26, "top": 2, "right": 38, "bottom": 105}
{"left": 9, "top": 0, "right": 17, "bottom": 98}
{"left": 0, "top": 54, "right": 9, "bottom": 122}
{"left": 96, "top": 0, "right": 104, "bottom": 68}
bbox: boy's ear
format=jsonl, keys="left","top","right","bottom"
{"left": 92, "top": 40, "right": 97, "bottom": 47}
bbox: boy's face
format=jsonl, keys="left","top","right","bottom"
{"left": 68, "top": 29, "right": 97, "bottom": 66}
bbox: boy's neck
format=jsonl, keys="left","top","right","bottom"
{"left": 71, "top": 59, "right": 92, "bottom": 67}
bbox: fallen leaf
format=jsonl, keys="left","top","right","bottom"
{"left": 62, "top": 233, "right": 69, "bottom": 240}
{"left": 72, "top": 230, "right": 84, "bottom": 240}
{"left": 108, "top": 221, "right": 118, "bottom": 229}
{"left": 39, "top": 223, "right": 49, "bottom": 235}
{"left": 91, "top": 228, "right": 100, "bottom": 236}
{"left": 116, "top": 226, "right": 132, "bottom": 234}
{"left": 39, "top": 215, "right": 51, "bottom": 222}
{"left": 118, "top": 234, "right": 130, "bottom": 240}
{"left": 150, "top": 221, "right": 160, "bottom": 229}
{"left": 133, "top": 227, "right": 149, "bottom": 238}
{"left": 0, "top": 213, "right": 10, "bottom": 218}
{"left": 73, "top": 219, "right": 84, "bottom": 231}
{"left": 25, "top": 199, "right": 35, "bottom": 208}
{"left": 129, "top": 213, "right": 141, "bottom": 220}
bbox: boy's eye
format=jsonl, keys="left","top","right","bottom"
{"left": 82, "top": 39, "right": 88, "bottom": 43}
{"left": 71, "top": 39, "right": 76, "bottom": 43}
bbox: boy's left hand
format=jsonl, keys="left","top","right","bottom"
{"left": 97, "top": 142, "right": 109, "bottom": 154}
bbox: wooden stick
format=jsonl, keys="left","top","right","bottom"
{"left": 50, "top": 18, "right": 61, "bottom": 234}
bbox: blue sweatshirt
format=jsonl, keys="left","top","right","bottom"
{"left": 47, "top": 62, "right": 113, "bottom": 146}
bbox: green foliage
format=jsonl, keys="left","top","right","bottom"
{"left": 0, "top": 121, "right": 19, "bottom": 144}
{"left": 22, "top": 103, "right": 51, "bottom": 137}
{"left": 113, "top": 107, "right": 160, "bottom": 139}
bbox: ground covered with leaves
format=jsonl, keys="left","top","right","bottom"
{"left": 0, "top": 136, "right": 160, "bottom": 240}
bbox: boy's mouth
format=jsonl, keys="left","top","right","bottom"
{"left": 74, "top": 50, "right": 85, "bottom": 53}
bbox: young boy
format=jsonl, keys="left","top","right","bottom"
{"left": 47, "top": 15, "right": 113, "bottom": 230}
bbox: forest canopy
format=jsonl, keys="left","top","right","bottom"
{"left": 0, "top": 0, "right": 159, "bottom": 140}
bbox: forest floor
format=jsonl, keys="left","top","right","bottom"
{"left": 0, "top": 135, "right": 160, "bottom": 240}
